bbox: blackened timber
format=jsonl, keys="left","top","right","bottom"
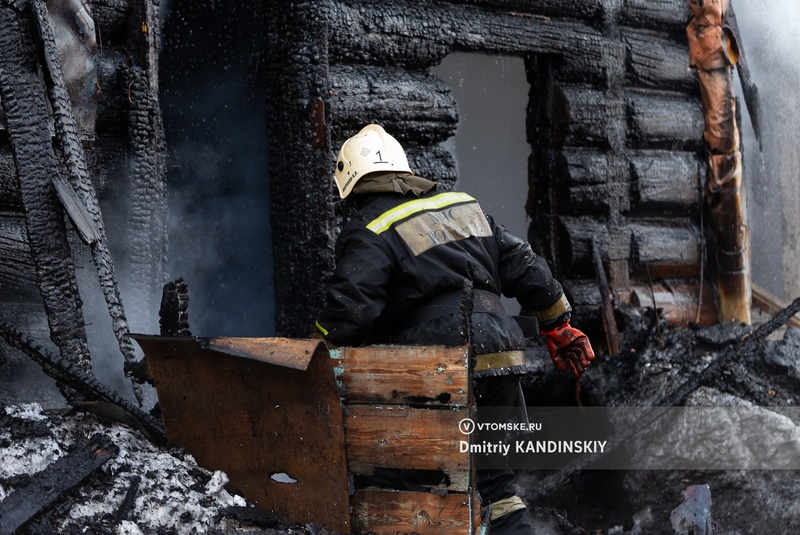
{"left": 622, "top": 28, "right": 697, "bottom": 92}
{"left": 592, "top": 238, "right": 621, "bottom": 356}
{"left": 0, "top": 3, "right": 91, "bottom": 373}
{"left": 0, "top": 321, "right": 167, "bottom": 444}
{"left": 626, "top": 90, "right": 705, "bottom": 150}
{"left": 551, "top": 87, "right": 625, "bottom": 149}
{"left": 122, "top": 0, "right": 167, "bottom": 329}
{"left": 328, "top": 65, "right": 457, "bottom": 145}
{"left": 0, "top": 215, "right": 37, "bottom": 293}
{"left": 31, "top": 0, "right": 146, "bottom": 404}
{"left": 0, "top": 433, "right": 118, "bottom": 535}
{"left": 555, "top": 149, "right": 625, "bottom": 186}
{"left": 619, "top": 0, "right": 689, "bottom": 35}
{"left": 406, "top": 146, "right": 458, "bottom": 191}
{"left": 555, "top": 217, "right": 609, "bottom": 276}
{"left": 630, "top": 150, "right": 702, "bottom": 212}
{"left": 89, "top": 0, "right": 131, "bottom": 44}
{"left": 266, "top": 1, "right": 334, "bottom": 337}
{"left": 533, "top": 296, "right": 800, "bottom": 500}
{"left": 0, "top": 147, "right": 21, "bottom": 212}
{"left": 328, "top": 0, "right": 611, "bottom": 84}
{"left": 630, "top": 220, "right": 701, "bottom": 278}
{"left": 443, "top": 0, "right": 604, "bottom": 21}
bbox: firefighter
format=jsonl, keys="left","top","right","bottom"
{"left": 315, "top": 124, "right": 595, "bottom": 535}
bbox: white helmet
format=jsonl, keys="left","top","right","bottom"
{"left": 334, "top": 124, "right": 413, "bottom": 198}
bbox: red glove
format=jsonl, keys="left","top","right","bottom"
{"left": 540, "top": 320, "right": 595, "bottom": 378}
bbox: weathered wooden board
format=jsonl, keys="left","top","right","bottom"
{"left": 332, "top": 345, "right": 470, "bottom": 405}
{"left": 344, "top": 405, "right": 470, "bottom": 474}
{"left": 351, "top": 489, "right": 475, "bottom": 535}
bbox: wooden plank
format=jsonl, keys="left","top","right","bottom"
{"left": 344, "top": 405, "right": 470, "bottom": 474}
{"left": 351, "top": 489, "right": 475, "bottom": 535}
{"left": 332, "top": 345, "right": 469, "bottom": 406}
{"left": 626, "top": 90, "right": 705, "bottom": 150}
{"left": 752, "top": 284, "right": 800, "bottom": 330}
{"left": 0, "top": 433, "right": 117, "bottom": 535}
{"left": 329, "top": 64, "right": 457, "bottom": 145}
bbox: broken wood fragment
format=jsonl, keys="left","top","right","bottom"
{"left": 533, "top": 296, "right": 800, "bottom": 500}
{"left": 0, "top": 433, "right": 117, "bottom": 535}
{"left": 592, "top": 238, "right": 621, "bottom": 356}
{"left": 0, "top": 322, "right": 166, "bottom": 445}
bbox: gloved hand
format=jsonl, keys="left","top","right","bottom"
{"left": 540, "top": 320, "right": 595, "bottom": 378}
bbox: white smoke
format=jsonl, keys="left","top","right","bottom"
{"left": 733, "top": 0, "right": 800, "bottom": 300}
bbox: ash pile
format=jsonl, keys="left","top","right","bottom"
{"left": 0, "top": 404, "right": 342, "bottom": 535}
{"left": 518, "top": 299, "right": 800, "bottom": 535}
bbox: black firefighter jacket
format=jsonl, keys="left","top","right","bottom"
{"left": 315, "top": 189, "right": 570, "bottom": 356}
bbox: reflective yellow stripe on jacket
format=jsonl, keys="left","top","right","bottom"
{"left": 366, "top": 192, "right": 475, "bottom": 234}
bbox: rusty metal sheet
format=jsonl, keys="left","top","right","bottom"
{"left": 131, "top": 335, "right": 350, "bottom": 532}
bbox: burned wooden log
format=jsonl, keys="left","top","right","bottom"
{"left": 623, "top": 28, "right": 696, "bottom": 92}
{"left": 159, "top": 278, "right": 191, "bottom": 337}
{"left": 0, "top": 2, "right": 91, "bottom": 373}
{"left": 444, "top": 0, "right": 605, "bottom": 21}
{"left": 629, "top": 150, "right": 702, "bottom": 213}
{"left": 327, "top": 0, "right": 612, "bottom": 84}
{"left": 0, "top": 433, "right": 118, "bottom": 535}
{"left": 31, "top": 0, "right": 145, "bottom": 404}
{"left": 0, "top": 215, "right": 38, "bottom": 294}
{"left": 626, "top": 90, "right": 705, "bottom": 150}
{"left": 406, "top": 146, "right": 458, "bottom": 190}
{"left": 0, "top": 322, "right": 166, "bottom": 444}
{"left": 551, "top": 87, "right": 625, "bottom": 149}
{"left": 0, "top": 147, "right": 21, "bottom": 212}
{"left": 619, "top": 0, "right": 689, "bottom": 35}
{"left": 328, "top": 64, "right": 458, "bottom": 145}
{"left": 630, "top": 220, "right": 701, "bottom": 279}
{"left": 89, "top": 0, "right": 131, "bottom": 44}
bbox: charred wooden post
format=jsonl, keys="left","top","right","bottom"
{"left": 123, "top": 0, "right": 168, "bottom": 328}
{"left": 0, "top": 433, "right": 117, "bottom": 535}
{"left": 0, "top": 2, "right": 91, "bottom": 376}
{"left": 0, "top": 321, "right": 166, "bottom": 444}
{"left": 686, "top": 0, "right": 751, "bottom": 324}
{"left": 159, "top": 277, "right": 191, "bottom": 337}
{"left": 30, "top": 0, "right": 146, "bottom": 405}
{"left": 265, "top": 1, "right": 335, "bottom": 337}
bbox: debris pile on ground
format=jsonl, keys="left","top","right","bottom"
{"left": 0, "top": 403, "right": 330, "bottom": 534}
{"left": 518, "top": 300, "right": 800, "bottom": 535}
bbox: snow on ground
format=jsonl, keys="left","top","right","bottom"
{"left": 0, "top": 402, "right": 301, "bottom": 534}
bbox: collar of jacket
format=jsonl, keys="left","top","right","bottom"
{"left": 352, "top": 172, "right": 436, "bottom": 197}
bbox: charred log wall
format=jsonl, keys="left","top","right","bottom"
{"left": 0, "top": 0, "right": 167, "bottom": 337}
{"left": 265, "top": 0, "right": 712, "bottom": 337}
